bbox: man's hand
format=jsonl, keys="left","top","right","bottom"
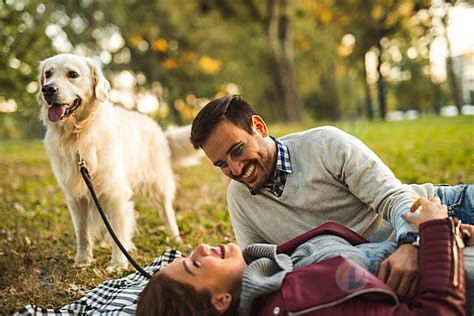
{"left": 380, "top": 196, "right": 448, "bottom": 300}
{"left": 377, "top": 244, "right": 418, "bottom": 301}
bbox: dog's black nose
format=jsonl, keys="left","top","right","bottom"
{"left": 42, "top": 84, "right": 58, "bottom": 96}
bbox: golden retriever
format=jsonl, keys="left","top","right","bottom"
{"left": 38, "top": 54, "right": 196, "bottom": 270}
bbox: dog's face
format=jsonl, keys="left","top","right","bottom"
{"left": 38, "top": 54, "right": 110, "bottom": 123}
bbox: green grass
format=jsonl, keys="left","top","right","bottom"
{"left": 1, "top": 115, "right": 473, "bottom": 313}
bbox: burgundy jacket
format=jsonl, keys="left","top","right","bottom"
{"left": 252, "top": 219, "right": 466, "bottom": 316}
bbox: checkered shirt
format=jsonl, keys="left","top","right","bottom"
{"left": 16, "top": 249, "right": 182, "bottom": 316}
{"left": 264, "top": 136, "right": 292, "bottom": 197}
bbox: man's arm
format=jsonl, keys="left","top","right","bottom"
{"left": 322, "top": 127, "right": 420, "bottom": 239}
{"left": 321, "top": 127, "right": 422, "bottom": 299}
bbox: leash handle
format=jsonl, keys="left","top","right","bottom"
{"left": 78, "top": 158, "right": 151, "bottom": 279}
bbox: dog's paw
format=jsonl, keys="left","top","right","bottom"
{"left": 74, "top": 256, "right": 94, "bottom": 267}
{"left": 125, "top": 242, "right": 136, "bottom": 252}
{"left": 99, "top": 239, "right": 111, "bottom": 249}
{"left": 106, "top": 262, "right": 128, "bottom": 274}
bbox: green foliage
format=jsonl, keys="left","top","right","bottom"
{"left": 0, "top": 0, "right": 55, "bottom": 139}
{"left": 0, "top": 116, "right": 473, "bottom": 313}
{"left": 0, "top": 0, "right": 467, "bottom": 135}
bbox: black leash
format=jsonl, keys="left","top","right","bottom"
{"left": 78, "top": 156, "right": 151, "bottom": 279}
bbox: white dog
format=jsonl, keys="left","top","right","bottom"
{"left": 38, "top": 54, "right": 197, "bottom": 270}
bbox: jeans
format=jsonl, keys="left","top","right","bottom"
{"left": 435, "top": 184, "right": 474, "bottom": 225}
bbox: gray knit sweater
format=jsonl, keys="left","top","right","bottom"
{"left": 228, "top": 126, "right": 435, "bottom": 247}
{"left": 238, "top": 234, "right": 396, "bottom": 316}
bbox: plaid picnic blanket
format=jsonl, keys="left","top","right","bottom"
{"left": 15, "top": 249, "right": 182, "bottom": 316}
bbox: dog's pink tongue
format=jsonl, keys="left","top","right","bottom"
{"left": 48, "top": 105, "right": 66, "bottom": 122}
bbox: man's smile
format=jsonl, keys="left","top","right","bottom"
{"left": 241, "top": 162, "right": 256, "bottom": 179}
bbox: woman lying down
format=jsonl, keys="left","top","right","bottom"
{"left": 137, "top": 197, "right": 472, "bottom": 316}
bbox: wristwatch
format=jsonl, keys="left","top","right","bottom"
{"left": 397, "top": 232, "right": 420, "bottom": 247}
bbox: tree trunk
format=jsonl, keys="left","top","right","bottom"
{"left": 169, "top": 97, "right": 183, "bottom": 125}
{"left": 267, "top": 0, "right": 303, "bottom": 122}
{"left": 321, "top": 64, "right": 340, "bottom": 121}
{"left": 446, "top": 56, "right": 463, "bottom": 111}
{"left": 442, "top": 13, "right": 463, "bottom": 112}
{"left": 363, "top": 66, "right": 375, "bottom": 120}
{"left": 375, "top": 41, "right": 387, "bottom": 120}
{"left": 432, "top": 82, "right": 442, "bottom": 114}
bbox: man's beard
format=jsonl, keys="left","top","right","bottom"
{"left": 237, "top": 155, "right": 275, "bottom": 192}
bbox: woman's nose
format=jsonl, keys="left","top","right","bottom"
{"left": 192, "top": 244, "right": 211, "bottom": 258}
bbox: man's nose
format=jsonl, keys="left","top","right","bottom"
{"left": 228, "top": 159, "right": 243, "bottom": 176}
{"left": 41, "top": 84, "right": 58, "bottom": 97}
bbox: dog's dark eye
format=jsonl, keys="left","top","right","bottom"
{"left": 68, "top": 71, "right": 79, "bottom": 79}
{"left": 45, "top": 70, "right": 52, "bottom": 79}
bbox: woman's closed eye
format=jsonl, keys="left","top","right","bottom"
{"left": 192, "top": 260, "right": 200, "bottom": 268}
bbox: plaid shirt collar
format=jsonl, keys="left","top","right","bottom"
{"left": 263, "top": 136, "right": 292, "bottom": 197}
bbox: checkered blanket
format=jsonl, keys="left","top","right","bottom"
{"left": 15, "top": 249, "right": 182, "bottom": 316}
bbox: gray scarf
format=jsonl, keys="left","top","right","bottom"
{"left": 238, "top": 235, "right": 396, "bottom": 316}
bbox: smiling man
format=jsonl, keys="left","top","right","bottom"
{"left": 200, "top": 117, "right": 277, "bottom": 193}
{"left": 190, "top": 95, "right": 474, "bottom": 303}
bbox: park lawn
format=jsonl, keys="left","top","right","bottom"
{"left": 0, "top": 115, "right": 473, "bottom": 313}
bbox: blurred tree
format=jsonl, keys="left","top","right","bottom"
{"left": 201, "top": 0, "right": 304, "bottom": 122}
{"left": 0, "top": 0, "right": 55, "bottom": 139}
{"left": 292, "top": 0, "right": 346, "bottom": 121}
{"left": 386, "top": 7, "right": 445, "bottom": 114}
{"left": 50, "top": 0, "right": 229, "bottom": 125}
{"left": 340, "top": 0, "right": 431, "bottom": 120}
{"left": 0, "top": 0, "right": 468, "bottom": 139}
{"left": 436, "top": 0, "right": 464, "bottom": 112}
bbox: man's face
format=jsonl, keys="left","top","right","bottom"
{"left": 201, "top": 117, "right": 276, "bottom": 191}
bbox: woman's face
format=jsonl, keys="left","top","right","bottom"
{"left": 161, "top": 243, "right": 247, "bottom": 297}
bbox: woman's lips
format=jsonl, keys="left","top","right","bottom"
{"left": 220, "top": 244, "right": 226, "bottom": 259}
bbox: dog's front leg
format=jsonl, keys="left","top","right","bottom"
{"left": 103, "top": 193, "right": 135, "bottom": 272}
{"left": 67, "top": 196, "right": 93, "bottom": 266}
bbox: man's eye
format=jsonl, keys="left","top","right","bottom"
{"left": 230, "top": 144, "right": 243, "bottom": 158}
{"left": 216, "top": 161, "right": 228, "bottom": 168}
{"left": 192, "top": 260, "right": 200, "bottom": 268}
{"left": 68, "top": 71, "right": 79, "bottom": 79}
{"left": 45, "top": 70, "right": 52, "bottom": 79}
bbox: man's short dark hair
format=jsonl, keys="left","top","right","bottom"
{"left": 190, "top": 95, "right": 256, "bottom": 149}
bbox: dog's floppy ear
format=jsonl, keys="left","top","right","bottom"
{"left": 88, "top": 58, "right": 110, "bottom": 103}
{"left": 38, "top": 60, "right": 46, "bottom": 87}
{"left": 37, "top": 60, "right": 47, "bottom": 104}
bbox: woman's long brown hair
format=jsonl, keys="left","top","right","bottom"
{"left": 136, "top": 272, "right": 239, "bottom": 316}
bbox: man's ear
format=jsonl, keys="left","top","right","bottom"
{"left": 88, "top": 58, "right": 110, "bottom": 103}
{"left": 251, "top": 115, "right": 268, "bottom": 137}
{"left": 211, "top": 293, "right": 232, "bottom": 314}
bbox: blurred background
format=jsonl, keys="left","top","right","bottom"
{"left": 1, "top": 1, "right": 474, "bottom": 311}
{"left": 0, "top": 0, "right": 473, "bottom": 139}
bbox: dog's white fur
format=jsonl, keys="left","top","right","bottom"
{"left": 38, "top": 54, "right": 196, "bottom": 269}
